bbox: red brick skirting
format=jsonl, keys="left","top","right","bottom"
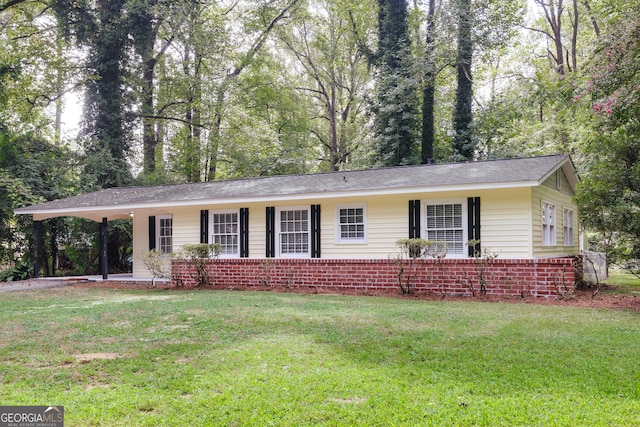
{"left": 172, "top": 257, "right": 576, "bottom": 297}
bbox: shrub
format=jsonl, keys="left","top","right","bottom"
{"left": 140, "top": 250, "right": 172, "bottom": 286}
{"left": 180, "top": 243, "right": 221, "bottom": 260}
{"left": 177, "top": 243, "right": 221, "bottom": 287}
{"left": 394, "top": 238, "right": 447, "bottom": 295}
{"left": 456, "top": 241, "right": 498, "bottom": 296}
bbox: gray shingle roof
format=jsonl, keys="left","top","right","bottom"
{"left": 15, "top": 155, "right": 575, "bottom": 217}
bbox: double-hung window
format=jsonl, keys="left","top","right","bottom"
{"left": 277, "top": 207, "right": 310, "bottom": 257}
{"left": 542, "top": 202, "right": 556, "bottom": 246}
{"left": 425, "top": 200, "right": 466, "bottom": 256}
{"left": 336, "top": 204, "right": 366, "bottom": 243}
{"left": 211, "top": 211, "right": 239, "bottom": 256}
{"left": 563, "top": 208, "right": 574, "bottom": 246}
{"left": 157, "top": 215, "right": 173, "bottom": 254}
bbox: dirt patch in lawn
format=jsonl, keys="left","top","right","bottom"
{"left": 74, "top": 353, "right": 119, "bottom": 362}
{"left": 65, "top": 280, "right": 640, "bottom": 312}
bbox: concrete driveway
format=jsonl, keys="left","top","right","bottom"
{"left": 0, "top": 278, "right": 84, "bottom": 293}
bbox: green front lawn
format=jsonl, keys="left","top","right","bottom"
{"left": 605, "top": 271, "right": 640, "bottom": 295}
{"left": 0, "top": 287, "right": 639, "bottom": 426}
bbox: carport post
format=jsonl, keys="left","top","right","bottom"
{"left": 100, "top": 217, "right": 108, "bottom": 280}
{"left": 33, "top": 220, "right": 42, "bottom": 278}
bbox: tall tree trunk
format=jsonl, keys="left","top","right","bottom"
{"left": 374, "top": 0, "right": 419, "bottom": 166}
{"left": 452, "top": 0, "right": 474, "bottom": 161}
{"left": 570, "top": 0, "right": 579, "bottom": 72}
{"left": 184, "top": 47, "right": 197, "bottom": 182}
{"left": 581, "top": 0, "right": 600, "bottom": 37}
{"left": 329, "top": 80, "right": 339, "bottom": 171}
{"left": 183, "top": 1, "right": 202, "bottom": 182}
{"left": 421, "top": 0, "right": 436, "bottom": 163}
{"left": 135, "top": 2, "right": 161, "bottom": 176}
{"left": 206, "top": 85, "right": 225, "bottom": 182}
{"left": 54, "top": 32, "right": 63, "bottom": 147}
{"left": 328, "top": 21, "right": 339, "bottom": 172}
{"left": 142, "top": 56, "right": 157, "bottom": 174}
{"left": 85, "top": 0, "right": 130, "bottom": 188}
{"left": 154, "top": 38, "right": 170, "bottom": 171}
{"left": 535, "top": 0, "right": 565, "bottom": 75}
{"left": 192, "top": 50, "right": 203, "bottom": 176}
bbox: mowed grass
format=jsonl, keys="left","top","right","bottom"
{"left": 0, "top": 287, "right": 639, "bottom": 426}
{"left": 605, "top": 272, "right": 640, "bottom": 295}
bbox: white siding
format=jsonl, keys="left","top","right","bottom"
{"left": 475, "top": 188, "right": 532, "bottom": 258}
{"left": 532, "top": 185, "right": 580, "bottom": 257}
{"left": 131, "top": 213, "right": 149, "bottom": 277}
{"left": 321, "top": 195, "right": 407, "bottom": 258}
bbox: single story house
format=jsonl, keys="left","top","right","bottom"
{"left": 16, "top": 154, "right": 582, "bottom": 296}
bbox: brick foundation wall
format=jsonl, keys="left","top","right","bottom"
{"left": 171, "top": 257, "right": 576, "bottom": 297}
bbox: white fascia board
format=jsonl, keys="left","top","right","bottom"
{"left": 19, "top": 180, "right": 538, "bottom": 219}
{"left": 32, "top": 211, "right": 132, "bottom": 222}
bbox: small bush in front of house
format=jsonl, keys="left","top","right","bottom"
{"left": 455, "top": 241, "right": 498, "bottom": 296}
{"left": 394, "top": 238, "right": 447, "bottom": 295}
{"left": 180, "top": 243, "right": 221, "bottom": 260}
{"left": 177, "top": 243, "right": 221, "bottom": 287}
{"left": 141, "top": 250, "right": 173, "bottom": 286}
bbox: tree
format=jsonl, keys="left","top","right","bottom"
{"left": 449, "top": 0, "right": 524, "bottom": 161}
{"left": 575, "top": 8, "right": 640, "bottom": 269}
{"left": 371, "top": 0, "right": 420, "bottom": 166}
{"left": 129, "top": 0, "right": 164, "bottom": 176}
{"left": 0, "top": 133, "right": 77, "bottom": 274}
{"left": 214, "top": 56, "right": 315, "bottom": 178}
{"left": 278, "top": 0, "right": 373, "bottom": 171}
{"left": 53, "top": 0, "right": 133, "bottom": 189}
{"left": 452, "top": 0, "right": 474, "bottom": 160}
{"left": 147, "top": 0, "right": 304, "bottom": 183}
{"left": 0, "top": 1, "right": 78, "bottom": 142}
{"left": 204, "top": 0, "right": 303, "bottom": 181}
{"left": 421, "top": 0, "right": 437, "bottom": 163}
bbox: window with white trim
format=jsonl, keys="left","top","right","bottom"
{"left": 277, "top": 207, "right": 310, "bottom": 257}
{"left": 336, "top": 204, "right": 366, "bottom": 243}
{"left": 425, "top": 200, "right": 466, "bottom": 256}
{"left": 563, "top": 208, "right": 574, "bottom": 246}
{"left": 542, "top": 202, "right": 556, "bottom": 246}
{"left": 211, "top": 210, "right": 239, "bottom": 256}
{"left": 157, "top": 215, "right": 173, "bottom": 254}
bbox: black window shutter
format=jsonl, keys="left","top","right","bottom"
{"left": 311, "top": 204, "right": 321, "bottom": 258}
{"left": 266, "top": 206, "right": 275, "bottom": 258}
{"left": 467, "top": 197, "right": 481, "bottom": 256}
{"left": 409, "top": 200, "right": 421, "bottom": 238}
{"left": 148, "top": 216, "right": 156, "bottom": 250}
{"left": 240, "top": 208, "right": 249, "bottom": 258}
{"left": 200, "top": 210, "right": 209, "bottom": 244}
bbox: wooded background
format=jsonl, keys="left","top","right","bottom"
{"left": 1, "top": 0, "right": 638, "bottom": 278}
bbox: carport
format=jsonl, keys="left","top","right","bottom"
{"left": 15, "top": 194, "right": 136, "bottom": 280}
